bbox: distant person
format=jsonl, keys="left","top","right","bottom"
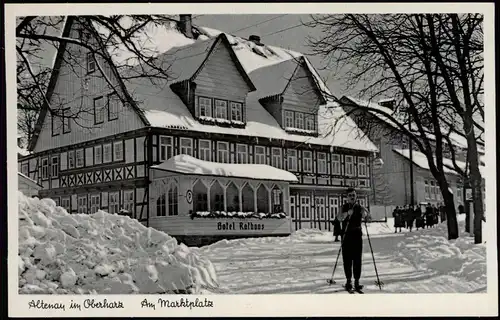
{"left": 414, "top": 204, "right": 424, "bottom": 230}
{"left": 331, "top": 215, "right": 342, "bottom": 242}
{"left": 406, "top": 204, "right": 415, "bottom": 232}
{"left": 393, "top": 206, "right": 403, "bottom": 233}
{"left": 425, "top": 203, "right": 434, "bottom": 228}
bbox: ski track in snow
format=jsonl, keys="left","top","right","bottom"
{"left": 199, "top": 221, "right": 486, "bottom": 294}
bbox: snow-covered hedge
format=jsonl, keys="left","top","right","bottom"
{"left": 18, "top": 192, "right": 220, "bottom": 294}
{"left": 190, "top": 210, "right": 286, "bottom": 220}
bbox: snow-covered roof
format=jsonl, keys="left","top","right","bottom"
{"left": 343, "top": 96, "right": 484, "bottom": 153}
{"left": 393, "top": 148, "right": 485, "bottom": 177}
{"left": 18, "top": 172, "right": 42, "bottom": 187}
{"left": 152, "top": 154, "right": 299, "bottom": 182}
{"left": 113, "top": 22, "right": 376, "bottom": 153}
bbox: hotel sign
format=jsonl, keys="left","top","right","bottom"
{"left": 217, "top": 221, "right": 265, "bottom": 231}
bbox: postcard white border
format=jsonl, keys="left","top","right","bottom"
{"left": 6, "top": 2, "right": 498, "bottom": 317}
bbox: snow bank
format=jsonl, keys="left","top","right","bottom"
{"left": 18, "top": 192, "right": 219, "bottom": 294}
{"left": 394, "top": 218, "right": 486, "bottom": 284}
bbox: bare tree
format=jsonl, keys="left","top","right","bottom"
{"left": 305, "top": 14, "right": 484, "bottom": 241}
{"left": 16, "top": 15, "right": 185, "bottom": 147}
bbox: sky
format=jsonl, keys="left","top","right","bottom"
{"left": 32, "top": 14, "right": 365, "bottom": 100}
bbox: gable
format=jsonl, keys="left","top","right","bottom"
{"left": 282, "top": 62, "right": 324, "bottom": 113}
{"left": 31, "top": 18, "right": 147, "bottom": 152}
{"left": 191, "top": 35, "right": 256, "bottom": 101}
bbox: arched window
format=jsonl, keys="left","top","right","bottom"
{"left": 156, "top": 194, "right": 166, "bottom": 216}
{"left": 168, "top": 184, "right": 178, "bottom": 216}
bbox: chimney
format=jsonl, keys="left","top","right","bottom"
{"left": 249, "top": 35, "right": 262, "bottom": 46}
{"left": 179, "top": 14, "right": 193, "bottom": 39}
{"left": 378, "top": 98, "right": 396, "bottom": 111}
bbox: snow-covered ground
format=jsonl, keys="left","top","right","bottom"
{"left": 18, "top": 192, "right": 220, "bottom": 294}
{"left": 18, "top": 192, "right": 486, "bottom": 294}
{"left": 197, "top": 215, "right": 486, "bottom": 294}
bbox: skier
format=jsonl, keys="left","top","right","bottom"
{"left": 338, "top": 187, "right": 372, "bottom": 293}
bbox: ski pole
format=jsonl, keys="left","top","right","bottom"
{"left": 364, "top": 219, "right": 383, "bottom": 290}
{"left": 327, "top": 217, "right": 351, "bottom": 285}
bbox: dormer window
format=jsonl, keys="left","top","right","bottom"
{"left": 230, "top": 102, "right": 242, "bottom": 122}
{"left": 305, "top": 115, "right": 315, "bottom": 131}
{"left": 295, "top": 113, "right": 304, "bottom": 130}
{"left": 285, "top": 111, "right": 294, "bottom": 128}
{"left": 215, "top": 100, "right": 228, "bottom": 119}
{"left": 199, "top": 97, "right": 212, "bottom": 117}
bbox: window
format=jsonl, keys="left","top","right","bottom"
{"left": 108, "top": 94, "right": 120, "bottom": 121}
{"left": 303, "top": 151, "right": 312, "bottom": 173}
{"left": 287, "top": 149, "right": 297, "bottom": 171}
{"left": 300, "top": 196, "right": 310, "bottom": 219}
{"left": 114, "top": 141, "right": 123, "bottom": 161}
{"left": 41, "top": 158, "right": 49, "bottom": 179}
{"left": 199, "top": 140, "right": 211, "bottom": 161}
{"left": 284, "top": 111, "right": 294, "bottom": 128}
{"left": 305, "top": 115, "right": 315, "bottom": 131}
{"left": 123, "top": 190, "right": 134, "bottom": 215}
{"left": 76, "top": 149, "right": 84, "bottom": 167}
{"left": 94, "top": 145, "right": 102, "bottom": 164}
{"left": 345, "top": 155, "right": 354, "bottom": 176}
{"left": 217, "top": 142, "right": 229, "bottom": 163}
{"left": 271, "top": 148, "right": 282, "bottom": 169}
{"left": 103, "top": 144, "right": 112, "bottom": 163}
{"left": 196, "top": 193, "right": 208, "bottom": 212}
{"left": 433, "top": 181, "right": 439, "bottom": 199}
{"left": 51, "top": 156, "right": 59, "bottom": 178}
{"left": 316, "top": 197, "right": 325, "bottom": 219}
{"left": 424, "top": 180, "right": 430, "bottom": 199}
{"left": 61, "top": 197, "right": 71, "bottom": 212}
{"left": 156, "top": 194, "right": 166, "bottom": 217}
{"left": 430, "top": 181, "right": 436, "bottom": 199}
{"left": 78, "top": 196, "right": 87, "bottom": 214}
{"left": 168, "top": 185, "right": 178, "bottom": 216}
{"left": 332, "top": 154, "right": 341, "bottom": 175}
{"left": 159, "top": 136, "right": 173, "bottom": 161}
{"left": 329, "top": 197, "right": 339, "bottom": 219}
{"left": 198, "top": 97, "right": 212, "bottom": 117}
{"left": 289, "top": 196, "right": 296, "bottom": 218}
{"left": 180, "top": 138, "right": 193, "bottom": 156}
{"left": 90, "top": 194, "right": 100, "bottom": 214}
{"left": 215, "top": 100, "right": 227, "bottom": 119}
{"left": 230, "top": 102, "right": 242, "bottom": 122}
{"left": 295, "top": 113, "right": 304, "bottom": 130}
{"left": 214, "top": 194, "right": 224, "bottom": 211}
{"left": 358, "top": 157, "right": 367, "bottom": 177}
{"left": 68, "top": 151, "right": 75, "bottom": 169}
{"left": 254, "top": 146, "right": 266, "bottom": 164}
{"left": 236, "top": 144, "right": 248, "bottom": 164}
{"left": 94, "top": 96, "right": 105, "bottom": 124}
{"left": 63, "top": 108, "right": 71, "bottom": 133}
{"left": 109, "top": 192, "right": 119, "bottom": 214}
{"left": 52, "top": 113, "right": 62, "bottom": 136}
{"left": 21, "top": 163, "right": 29, "bottom": 176}
{"left": 87, "top": 52, "right": 96, "bottom": 73}
{"left": 317, "top": 152, "right": 327, "bottom": 174}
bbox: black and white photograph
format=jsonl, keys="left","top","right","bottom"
{"left": 6, "top": 2, "right": 497, "bottom": 317}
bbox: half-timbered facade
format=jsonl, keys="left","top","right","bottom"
{"left": 18, "top": 15, "right": 378, "bottom": 239}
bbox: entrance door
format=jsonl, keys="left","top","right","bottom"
{"left": 315, "top": 196, "right": 326, "bottom": 230}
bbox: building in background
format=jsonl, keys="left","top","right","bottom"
{"left": 340, "top": 96, "right": 485, "bottom": 219}
{"left": 17, "top": 15, "right": 378, "bottom": 243}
